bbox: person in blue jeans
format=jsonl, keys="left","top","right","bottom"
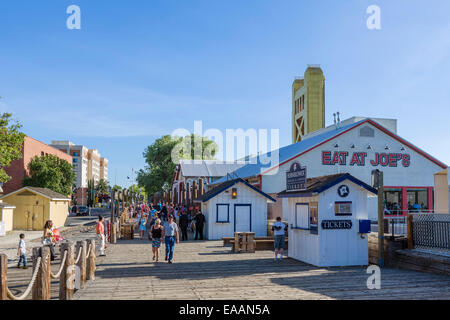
{"left": 162, "top": 215, "right": 179, "bottom": 264}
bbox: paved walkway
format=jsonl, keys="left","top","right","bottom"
{"left": 74, "top": 236, "right": 450, "bottom": 300}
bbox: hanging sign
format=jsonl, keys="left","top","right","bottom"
{"left": 286, "top": 162, "right": 307, "bottom": 192}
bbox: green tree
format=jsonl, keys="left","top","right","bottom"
{"left": 112, "top": 185, "right": 122, "bottom": 191}
{"left": 22, "top": 154, "right": 75, "bottom": 196}
{"left": 137, "top": 134, "right": 217, "bottom": 195}
{"left": 0, "top": 112, "right": 25, "bottom": 183}
{"left": 96, "top": 178, "right": 108, "bottom": 194}
{"left": 129, "top": 184, "right": 147, "bottom": 200}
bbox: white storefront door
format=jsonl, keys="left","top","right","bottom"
{"left": 234, "top": 204, "right": 251, "bottom": 232}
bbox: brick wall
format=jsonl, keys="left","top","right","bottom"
{"left": 3, "top": 136, "right": 73, "bottom": 194}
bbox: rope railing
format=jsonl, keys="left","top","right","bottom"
{"left": 1, "top": 238, "right": 97, "bottom": 301}
{"left": 74, "top": 246, "right": 83, "bottom": 265}
{"left": 85, "top": 243, "right": 91, "bottom": 258}
{"left": 6, "top": 256, "right": 42, "bottom": 301}
{"left": 50, "top": 250, "right": 68, "bottom": 279}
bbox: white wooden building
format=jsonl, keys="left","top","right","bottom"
{"left": 212, "top": 117, "right": 448, "bottom": 220}
{"left": 194, "top": 178, "right": 275, "bottom": 240}
{"left": 171, "top": 160, "right": 245, "bottom": 204}
{"left": 278, "top": 173, "right": 376, "bottom": 267}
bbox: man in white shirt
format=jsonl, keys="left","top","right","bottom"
{"left": 272, "top": 217, "right": 287, "bottom": 261}
{"left": 162, "top": 215, "right": 179, "bottom": 264}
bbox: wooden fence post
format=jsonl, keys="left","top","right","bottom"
{"left": 0, "top": 254, "right": 7, "bottom": 300}
{"left": 31, "top": 246, "right": 51, "bottom": 300}
{"left": 193, "top": 181, "right": 198, "bottom": 201}
{"left": 76, "top": 240, "right": 87, "bottom": 289}
{"left": 407, "top": 214, "right": 414, "bottom": 250}
{"left": 186, "top": 183, "right": 191, "bottom": 207}
{"left": 199, "top": 179, "right": 204, "bottom": 196}
{"left": 86, "top": 240, "right": 96, "bottom": 281}
{"left": 42, "top": 246, "right": 51, "bottom": 300}
{"left": 59, "top": 242, "right": 75, "bottom": 300}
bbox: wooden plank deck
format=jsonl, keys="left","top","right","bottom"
{"left": 70, "top": 236, "right": 450, "bottom": 300}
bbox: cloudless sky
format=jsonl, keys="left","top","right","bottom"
{"left": 1, "top": 0, "right": 449, "bottom": 187}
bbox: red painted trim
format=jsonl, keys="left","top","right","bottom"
{"left": 260, "top": 119, "right": 447, "bottom": 176}
{"left": 401, "top": 188, "right": 407, "bottom": 216}
{"left": 427, "top": 187, "right": 433, "bottom": 213}
{"left": 385, "top": 186, "right": 433, "bottom": 189}
{"left": 367, "top": 120, "right": 447, "bottom": 169}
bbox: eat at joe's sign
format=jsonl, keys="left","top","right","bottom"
{"left": 322, "top": 151, "right": 410, "bottom": 167}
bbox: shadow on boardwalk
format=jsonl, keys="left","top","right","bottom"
{"left": 95, "top": 257, "right": 319, "bottom": 281}
{"left": 75, "top": 238, "right": 450, "bottom": 300}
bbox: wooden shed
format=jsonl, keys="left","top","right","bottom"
{"left": 0, "top": 200, "right": 16, "bottom": 235}
{"left": 0, "top": 187, "right": 70, "bottom": 231}
{"left": 278, "top": 173, "right": 377, "bottom": 267}
{"left": 195, "top": 178, "right": 276, "bottom": 240}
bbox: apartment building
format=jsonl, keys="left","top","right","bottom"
{"left": 100, "top": 157, "right": 109, "bottom": 182}
{"left": 88, "top": 149, "right": 101, "bottom": 185}
{"left": 3, "top": 136, "right": 73, "bottom": 195}
{"left": 50, "top": 141, "right": 89, "bottom": 188}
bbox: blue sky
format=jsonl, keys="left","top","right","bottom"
{"left": 1, "top": 0, "right": 449, "bottom": 187}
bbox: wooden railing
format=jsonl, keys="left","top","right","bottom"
{"left": 0, "top": 239, "right": 96, "bottom": 300}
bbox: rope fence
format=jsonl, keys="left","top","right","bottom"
{"left": 0, "top": 239, "right": 96, "bottom": 301}
{"left": 6, "top": 256, "right": 42, "bottom": 301}
{"left": 50, "top": 250, "right": 68, "bottom": 279}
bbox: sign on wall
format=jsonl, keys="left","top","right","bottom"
{"left": 335, "top": 201, "right": 352, "bottom": 216}
{"left": 337, "top": 185, "right": 350, "bottom": 198}
{"left": 321, "top": 220, "right": 353, "bottom": 230}
{"left": 321, "top": 151, "right": 410, "bottom": 167}
{"left": 286, "top": 162, "right": 307, "bottom": 192}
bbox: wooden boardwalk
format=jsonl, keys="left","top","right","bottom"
{"left": 72, "top": 236, "right": 450, "bottom": 300}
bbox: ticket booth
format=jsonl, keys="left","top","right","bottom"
{"left": 277, "top": 167, "right": 377, "bottom": 267}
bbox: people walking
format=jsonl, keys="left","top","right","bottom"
{"left": 17, "top": 233, "right": 28, "bottom": 269}
{"left": 162, "top": 215, "right": 179, "bottom": 264}
{"left": 96, "top": 215, "right": 106, "bottom": 256}
{"left": 194, "top": 210, "right": 205, "bottom": 240}
{"left": 43, "top": 220, "right": 56, "bottom": 261}
{"left": 139, "top": 213, "right": 147, "bottom": 239}
{"left": 272, "top": 217, "right": 287, "bottom": 261}
{"left": 179, "top": 210, "right": 189, "bottom": 241}
{"left": 150, "top": 219, "right": 164, "bottom": 262}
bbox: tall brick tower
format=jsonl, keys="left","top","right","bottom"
{"left": 292, "top": 65, "right": 325, "bottom": 143}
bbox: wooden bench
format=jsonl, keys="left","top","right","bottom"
{"left": 222, "top": 237, "right": 288, "bottom": 251}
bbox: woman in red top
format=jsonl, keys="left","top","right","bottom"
{"left": 96, "top": 215, "right": 106, "bottom": 256}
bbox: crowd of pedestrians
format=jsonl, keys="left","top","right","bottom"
{"left": 128, "top": 201, "right": 205, "bottom": 264}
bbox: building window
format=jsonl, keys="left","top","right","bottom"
{"left": 359, "top": 126, "right": 375, "bottom": 137}
{"left": 407, "top": 189, "right": 429, "bottom": 212}
{"left": 295, "top": 203, "right": 309, "bottom": 229}
{"left": 384, "top": 189, "right": 402, "bottom": 215}
{"left": 216, "top": 204, "right": 230, "bottom": 223}
{"left": 41, "top": 151, "right": 44, "bottom": 156}
{"left": 73, "top": 158, "right": 78, "bottom": 163}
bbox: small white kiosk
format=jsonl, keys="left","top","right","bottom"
{"left": 278, "top": 163, "right": 376, "bottom": 267}
{"left": 195, "top": 178, "right": 276, "bottom": 240}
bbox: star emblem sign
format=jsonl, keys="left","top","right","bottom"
{"left": 338, "top": 185, "right": 350, "bottom": 197}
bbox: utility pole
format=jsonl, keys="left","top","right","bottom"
{"left": 372, "top": 169, "right": 385, "bottom": 267}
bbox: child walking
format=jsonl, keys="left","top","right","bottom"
{"left": 17, "top": 233, "right": 28, "bottom": 269}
